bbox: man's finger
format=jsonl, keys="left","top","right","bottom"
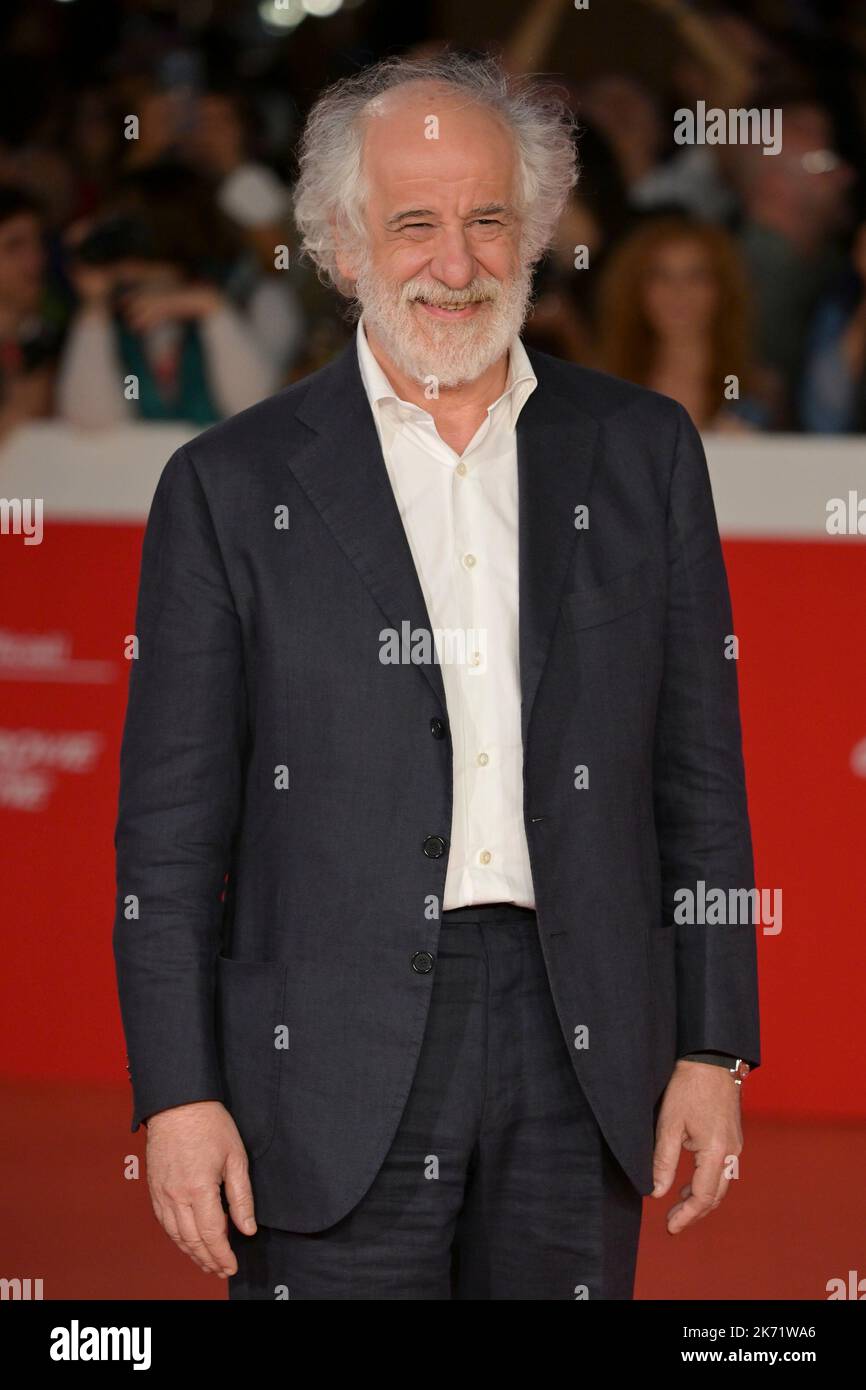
{"left": 667, "top": 1188, "right": 719, "bottom": 1233}
{"left": 150, "top": 1190, "right": 193, "bottom": 1261}
{"left": 157, "top": 1201, "right": 199, "bottom": 1266}
{"left": 175, "top": 1201, "right": 220, "bottom": 1273}
{"left": 190, "top": 1185, "right": 236, "bottom": 1276}
{"left": 651, "top": 1120, "right": 684, "bottom": 1196}
{"left": 694, "top": 1147, "right": 726, "bottom": 1200}
{"left": 667, "top": 1149, "right": 726, "bottom": 1233}
{"left": 224, "top": 1149, "right": 257, "bottom": 1236}
{"left": 712, "top": 1167, "right": 731, "bottom": 1207}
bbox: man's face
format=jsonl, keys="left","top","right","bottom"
{"left": 338, "top": 82, "right": 534, "bottom": 387}
{"left": 747, "top": 104, "right": 853, "bottom": 229}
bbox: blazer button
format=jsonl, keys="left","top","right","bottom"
{"left": 430, "top": 717, "right": 447, "bottom": 740}
{"left": 411, "top": 951, "right": 435, "bottom": 974}
{"left": 423, "top": 834, "right": 448, "bottom": 858}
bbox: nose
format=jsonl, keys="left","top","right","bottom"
{"left": 427, "top": 224, "right": 476, "bottom": 289}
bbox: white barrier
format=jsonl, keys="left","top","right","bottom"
{"left": 0, "top": 420, "right": 864, "bottom": 537}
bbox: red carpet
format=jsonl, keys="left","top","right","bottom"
{"left": 2, "top": 1079, "right": 863, "bottom": 1301}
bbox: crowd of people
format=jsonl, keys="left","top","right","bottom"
{"left": 0, "top": 0, "right": 864, "bottom": 440}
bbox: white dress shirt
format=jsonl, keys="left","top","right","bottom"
{"left": 355, "top": 314, "right": 538, "bottom": 909}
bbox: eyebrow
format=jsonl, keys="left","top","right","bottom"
{"left": 385, "top": 203, "right": 514, "bottom": 227}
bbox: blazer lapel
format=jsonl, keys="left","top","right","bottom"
{"left": 289, "top": 338, "right": 600, "bottom": 745}
{"left": 517, "top": 351, "right": 600, "bottom": 748}
{"left": 291, "top": 339, "right": 447, "bottom": 714}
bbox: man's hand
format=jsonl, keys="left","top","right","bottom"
{"left": 145, "top": 1100, "right": 256, "bottom": 1277}
{"left": 651, "top": 1060, "right": 743, "bottom": 1234}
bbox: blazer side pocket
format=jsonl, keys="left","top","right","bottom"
{"left": 560, "top": 557, "right": 659, "bottom": 632}
{"left": 215, "top": 954, "right": 287, "bottom": 1160}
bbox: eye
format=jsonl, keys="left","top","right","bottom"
{"left": 469, "top": 219, "right": 506, "bottom": 234}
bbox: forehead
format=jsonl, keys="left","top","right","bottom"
{"left": 360, "top": 81, "right": 517, "bottom": 205}
{"left": 651, "top": 237, "right": 711, "bottom": 265}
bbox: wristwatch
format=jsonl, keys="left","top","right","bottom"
{"left": 680, "top": 1052, "right": 751, "bottom": 1085}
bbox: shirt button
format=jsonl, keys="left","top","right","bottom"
{"left": 470, "top": 652, "right": 482, "bottom": 667}
{"left": 423, "top": 834, "right": 448, "bottom": 858}
{"left": 456, "top": 462, "right": 467, "bottom": 476}
{"left": 479, "top": 849, "right": 492, "bottom": 865}
{"left": 462, "top": 553, "right": 477, "bottom": 568}
{"left": 411, "top": 951, "right": 435, "bottom": 974}
{"left": 477, "top": 752, "right": 489, "bottom": 766}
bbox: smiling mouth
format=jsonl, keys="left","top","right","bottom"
{"left": 413, "top": 299, "right": 489, "bottom": 317}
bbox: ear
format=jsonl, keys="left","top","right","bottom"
{"left": 332, "top": 216, "right": 361, "bottom": 286}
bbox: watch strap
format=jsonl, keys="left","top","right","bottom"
{"left": 679, "top": 1051, "right": 736, "bottom": 1067}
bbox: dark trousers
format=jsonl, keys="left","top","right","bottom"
{"left": 228, "top": 902, "right": 643, "bottom": 1300}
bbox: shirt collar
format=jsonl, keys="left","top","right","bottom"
{"left": 355, "top": 311, "right": 537, "bottom": 435}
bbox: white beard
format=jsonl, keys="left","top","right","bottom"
{"left": 354, "top": 257, "right": 534, "bottom": 389}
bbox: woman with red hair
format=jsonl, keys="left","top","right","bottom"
{"left": 597, "top": 215, "right": 775, "bottom": 431}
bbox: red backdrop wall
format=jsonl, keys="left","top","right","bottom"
{"left": 2, "top": 518, "right": 865, "bottom": 1119}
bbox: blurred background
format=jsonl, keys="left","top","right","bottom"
{"left": 1, "top": 0, "right": 865, "bottom": 1301}
{"left": 0, "top": 0, "right": 866, "bottom": 429}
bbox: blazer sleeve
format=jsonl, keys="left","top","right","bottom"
{"left": 113, "top": 443, "right": 247, "bottom": 1130}
{"left": 652, "top": 404, "right": 761, "bottom": 1069}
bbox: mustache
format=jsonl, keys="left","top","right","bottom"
{"left": 402, "top": 281, "right": 500, "bottom": 308}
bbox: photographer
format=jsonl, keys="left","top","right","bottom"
{"left": 57, "top": 164, "right": 277, "bottom": 428}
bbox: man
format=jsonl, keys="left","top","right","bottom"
{"left": 114, "top": 54, "right": 760, "bottom": 1301}
{"left": 736, "top": 100, "right": 853, "bottom": 427}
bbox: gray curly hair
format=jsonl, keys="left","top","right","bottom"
{"left": 292, "top": 52, "right": 579, "bottom": 298}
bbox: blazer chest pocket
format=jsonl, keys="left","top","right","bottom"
{"left": 215, "top": 954, "right": 287, "bottom": 1159}
{"left": 560, "top": 557, "right": 660, "bottom": 632}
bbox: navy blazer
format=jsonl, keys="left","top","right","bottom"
{"left": 113, "top": 340, "right": 761, "bottom": 1232}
